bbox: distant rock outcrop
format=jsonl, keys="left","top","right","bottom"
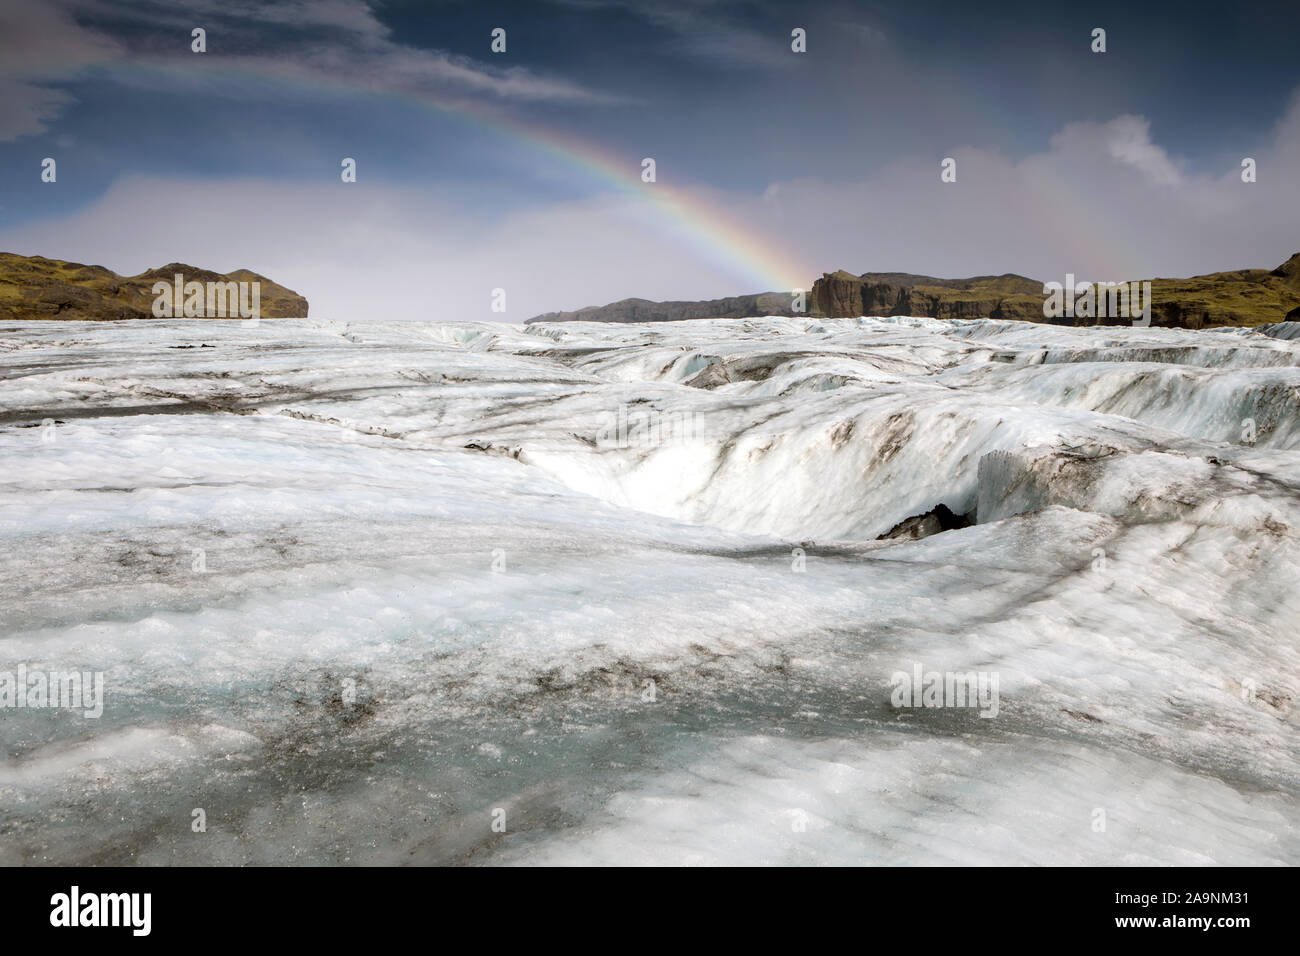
{"left": 1272, "top": 252, "right": 1300, "bottom": 283}
{"left": 811, "top": 271, "right": 1045, "bottom": 322}
{"left": 812, "top": 256, "right": 1300, "bottom": 329}
{"left": 1143, "top": 255, "right": 1300, "bottom": 328}
{"left": 0, "top": 252, "right": 309, "bottom": 321}
{"left": 526, "top": 292, "right": 796, "bottom": 324}
{"left": 1279, "top": 254, "right": 1300, "bottom": 321}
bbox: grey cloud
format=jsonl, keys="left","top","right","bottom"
{"left": 0, "top": 0, "right": 616, "bottom": 143}
{"left": 0, "top": 0, "right": 121, "bottom": 140}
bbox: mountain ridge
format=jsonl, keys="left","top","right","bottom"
{"left": 527, "top": 255, "right": 1300, "bottom": 328}
{"left": 526, "top": 291, "right": 794, "bottom": 325}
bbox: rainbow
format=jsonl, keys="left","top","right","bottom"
{"left": 94, "top": 56, "right": 815, "bottom": 294}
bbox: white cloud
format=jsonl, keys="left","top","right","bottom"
{"left": 837, "top": 21, "right": 888, "bottom": 50}
{"left": 746, "top": 97, "right": 1300, "bottom": 284}
{"left": 1097, "top": 115, "right": 1182, "bottom": 186}
{"left": 0, "top": 80, "right": 76, "bottom": 142}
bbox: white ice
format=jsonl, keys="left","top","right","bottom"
{"left": 0, "top": 315, "right": 1296, "bottom": 865}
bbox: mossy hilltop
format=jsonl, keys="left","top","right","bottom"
{"left": 0, "top": 253, "right": 309, "bottom": 321}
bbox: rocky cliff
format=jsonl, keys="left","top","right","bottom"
{"left": 813, "top": 255, "right": 1300, "bottom": 328}
{"left": 811, "top": 271, "right": 1046, "bottom": 322}
{"left": 1141, "top": 253, "right": 1300, "bottom": 328}
{"left": 0, "top": 253, "right": 309, "bottom": 321}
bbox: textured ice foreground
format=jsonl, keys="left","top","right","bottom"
{"left": 1, "top": 315, "right": 1297, "bottom": 865}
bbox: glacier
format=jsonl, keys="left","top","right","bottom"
{"left": 0, "top": 315, "right": 1297, "bottom": 865}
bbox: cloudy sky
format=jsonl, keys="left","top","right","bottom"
{"left": 1, "top": 0, "right": 1298, "bottom": 320}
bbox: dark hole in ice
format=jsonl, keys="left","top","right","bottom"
{"left": 877, "top": 503, "right": 974, "bottom": 542}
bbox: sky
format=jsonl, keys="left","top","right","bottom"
{"left": 1, "top": 0, "right": 1298, "bottom": 320}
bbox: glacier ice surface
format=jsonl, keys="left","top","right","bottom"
{"left": 0, "top": 316, "right": 1297, "bottom": 865}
